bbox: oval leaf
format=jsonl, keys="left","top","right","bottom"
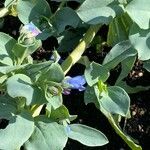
{"left": 68, "top": 124, "right": 108, "bottom": 146}
{"left": 85, "top": 62, "right": 109, "bottom": 86}
{"left": 17, "top": 0, "right": 51, "bottom": 24}
{"left": 6, "top": 74, "right": 46, "bottom": 105}
{"left": 99, "top": 86, "right": 130, "bottom": 116}
{"left": 77, "top": 0, "right": 116, "bottom": 24}
{"left": 25, "top": 118, "right": 68, "bottom": 150}
{"left": 129, "top": 23, "right": 150, "bottom": 60}
{"left": 0, "top": 111, "right": 34, "bottom": 150}
{"left": 126, "top": 0, "right": 150, "bottom": 29}
{"left": 103, "top": 40, "right": 137, "bottom": 70}
{"left": 0, "top": 32, "right": 16, "bottom": 66}
{"left": 54, "top": 7, "right": 80, "bottom": 33}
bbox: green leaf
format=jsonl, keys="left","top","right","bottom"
{"left": 0, "top": 32, "right": 16, "bottom": 66}
{"left": 143, "top": 59, "right": 150, "bottom": 72}
{"left": 126, "top": 0, "right": 150, "bottom": 29}
{"left": 99, "top": 86, "right": 130, "bottom": 116}
{"left": 24, "top": 61, "right": 53, "bottom": 82}
{"left": 84, "top": 85, "right": 100, "bottom": 107}
{"left": 54, "top": 7, "right": 80, "bottom": 33}
{"left": 38, "top": 63, "right": 64, "bottom": 83}
{"left": 84, "top": 62, "right": 109, "bottom": 86}
{"left": 0, "top": 65, "right": 26, "bottom": 74}
{"left": 77, "top": 0, "right": 116, "bottom": 24}
{"left": 129, "top": 23, "right": 150, "bottom": 61}
{"left": 50, "top": 105, "right": 70, "bottom": 121}
{"left": 103, "top": 40, "right": 137, "bottom": 70}
{"left": 57, "top": 29, "right": 84, "bottom": 52}
{"left": 0, "top": 95, "right": 17, "bottom": 119}
{"left": 117, "top": 81, "right": 150, "bottom": 94}
{"left": 51, "top": 0, "right": 84, "bottom": 2}
{"left": 68, "top": 124, "right": 108, "bottom": 146}
{"left": 6, "top": 74, "right": 46, "bottom": 105}
{"left": 108, "top": 114, "right": 142, "bottom": 150}
{"left": 12, "top": 40, "right": 41, "bottom": 64}
{"left": 24, "top": 117, "right": 68, "bottom": 150}
{"left": 4, "top": 0, "right": 15, "bottom": 7}
{"left": 46, "top": 94, "right": 63, "bottom": 110}
{"left": 107, "top": 13, "right": 132, "bottom": 46}
{"left": 17, "top": 0, "right": 51, "bottom": 24}
{"left": 115, "top": 56, "right": 136, "bottom": 84}
{"left": 12, "top": 43, "right": 27, "bottom": 64}
{"left": 0, "top": 111, "right": 34, "bottom": 150}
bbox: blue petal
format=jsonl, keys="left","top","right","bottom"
{"left": 66, "top": 75, "right": 86, "bottom": 90}
{"left": 22, "top": 23, "right": 41, "bottom": 37}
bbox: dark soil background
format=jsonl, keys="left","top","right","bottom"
{"left": 0, "top": 1, "right": 150, "bottom": 150}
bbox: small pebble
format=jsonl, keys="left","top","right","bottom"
{"left": 132, "top": 111, "right": 136, "bottom": 116}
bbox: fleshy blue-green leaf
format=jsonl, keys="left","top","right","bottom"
{"left": 77, "top": 0, "right": 116, "bottom": 24}
{"left": 99, "top": 86, "right": 130, "bottom": 116}
{"left": 51, "top": 0, "right": 84, "bottom": 2}
{"left": 24, "top": 117, "right": 68, "bottom": 150}
{"left": 46, "top": 94, "right": 63, "bottom": 110}
{"left": 53, "top": 7, "right": 80, "bottom": 33}
{"left": 38, "top": 63, "right": 64, "bottom": 83}
{"left": 143, "top": 59, "right": 150, "bottom": 72}
{"left": 6, "top": 74, "right": 46, "bottom": 105}
{"left": 117, "top": 81, "right": 150, "bottom": 94}
{"left": 0, "top": 111, "right": 34, "bottom": 150}
{"left": 24, "top": 61, "right": 53, "bottom": 82}
{"left": 50, "top": 105, "right": 70, "bottom": 121}
{"left": 126, "top": 0, "right": 150, "bottom": 29}
{"left": 84, "top": 85, "right": 100, "bottom": 107}
{"left": 115, "top": 56, "right": 136, "bottom": 84}
{"left": 68, "top": 124, "right": 108, "bottom": 146}
{"left": 17, "top": 0, "right": 51, "bottom": 24}
{"left": 103, "top": 40, "right": 137, "bottom": 70}
{"left": 129, "top": 23, "right": 150, "bottom": 60}
{"left": 0, "top": 32, "right": 16, "bottom": 66}
{"left": 84, "top": 62, "right": 109, "bottom": 86}
{"left": 0, "top": 65, "right": 26, "bottom": 74}
{"left": 0, "top": 95, "right": 17, "bottom": 119}
{"left": 57, "top": 29, "right": 84, "bottom": 52}
{"left": 107, "top": 13, "right": 132, "bottom": 46}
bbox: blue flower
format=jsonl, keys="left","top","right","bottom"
{"left": 64, "top": 75, "right": 86, "bottom": 91}
{"left": 21, "top": 23, "right": 41, "bottom": 37}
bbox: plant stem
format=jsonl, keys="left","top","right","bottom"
{"left": 32, "top": 25, "right": 101, "bottom": 117}
{"left": 101, "top": 109, "right": 142, "bottom": 150}
{"left": 0, "top": 0, "right": 17, "bottom": 18}
{"left": 0, "top": 8, "right": 9, "bottom": 18}
{"left": 32, "top": 105, "right": 44, "bottom": 117}
{"left": 51, "top": 0, "right": 66, "bottom": 19}
{"left": 56, "top": 0, "right": 66, "bottom": 12}
{"left": 61, "top": 24, "right": 101, "bottom": 75}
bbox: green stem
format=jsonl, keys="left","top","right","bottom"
{"left": 50, "top": 0, "right": 66, "bottom": 19}
{"left": 0, "top": 8, "right": 9, "bottom": 18}
{"left": 32, "top": 25, "right": 101, "bottom": 117}
{"left": 61, "top": 24, "right": 101, "bottom": 75}
{"left": 108, "top": 115, "right": 142, "bottom": 150}
{"left": 0, "top": 0, "right": 17, "bottom": 18}
{"left": 57, "top": 0, "right": 66, "bottom": 12}
{"left": 101, "top": 108, "right": 142, "bottom": 150}
{"left": 32, "top": 105, "right": 44, "bottom": 117}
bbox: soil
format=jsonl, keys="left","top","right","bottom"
{"left": 0, "top": 1, "right": 150, "bottom": 150}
